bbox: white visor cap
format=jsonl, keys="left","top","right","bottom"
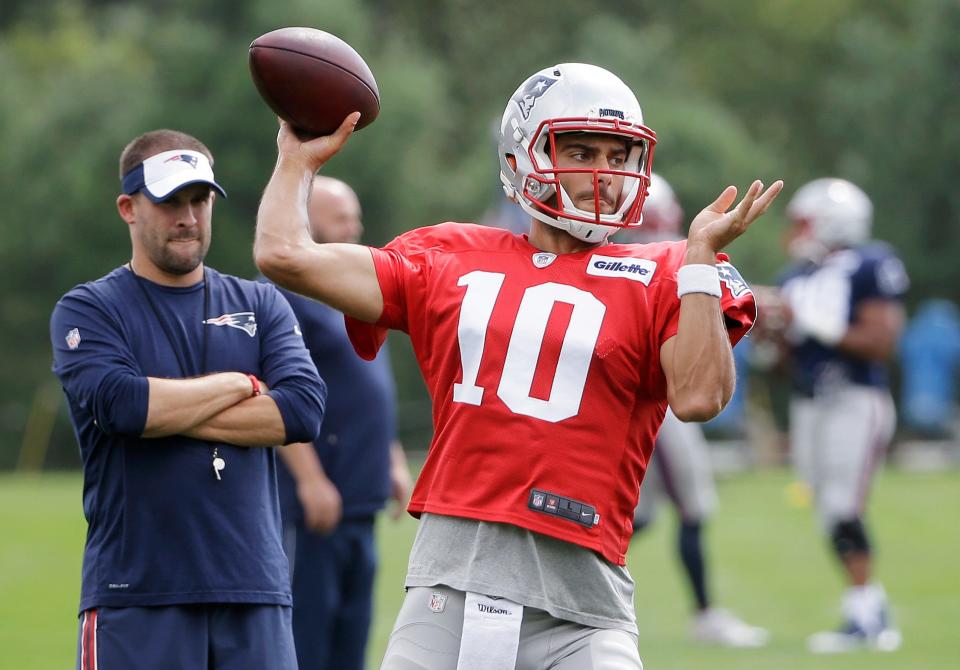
{"left": 122, "top": 149, "right": 226, "bottom": 202}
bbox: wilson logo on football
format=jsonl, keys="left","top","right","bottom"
{"left": 204, "top": 312, "right": 258, "bottom": 337}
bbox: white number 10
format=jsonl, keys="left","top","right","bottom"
{"left": 452, "top": 271, "right": 606, "bottom": 423}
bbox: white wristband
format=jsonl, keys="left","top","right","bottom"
{"left": 677, "top": 264, "right": 722, "bottom": 298}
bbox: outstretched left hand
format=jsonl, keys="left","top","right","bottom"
{"left": 687, "top": 180, "right": 784, "bottom": 253}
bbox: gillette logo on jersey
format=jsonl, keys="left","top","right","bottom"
{"left": 587, "top": 254, "right": 657, "bottom": 285}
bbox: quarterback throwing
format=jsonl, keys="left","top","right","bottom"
{"left": 255, "top": 63, "right": 782, "bottom": 669}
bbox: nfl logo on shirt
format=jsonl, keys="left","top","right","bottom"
{"left": 65, "top": 328, "right": 81, "bottom": 350}
{"left": 532, "top": 252, "right": 556, "bottom": 269}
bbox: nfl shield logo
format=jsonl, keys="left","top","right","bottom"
{"left": 65, "top": 328, "right": 81, "bottom": 350}
{"left": 532, "top": 492, "right": 545, "bottom": 508}
{"left": 429, "top": 591, "right": 447, "bottom": 613}
{"left": 532, "top": 252, "right": 557, "bottom": 269}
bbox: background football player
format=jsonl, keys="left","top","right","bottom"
{"left": 623, "top": 174, "right": 769, "bottom": 648}
{"left": 779, "top": 178, "right": 908, "bottom": 653}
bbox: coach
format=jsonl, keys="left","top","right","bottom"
{"left": 50, "top": 129, "right": 326, "bottom": 670}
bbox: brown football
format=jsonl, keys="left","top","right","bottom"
{"left": 249, "top": 27, "right": 380, "bottom": 136}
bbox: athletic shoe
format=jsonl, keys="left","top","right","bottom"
{"left": 807, "top": 619, "right": 902, "bottom": 654}
{"left": 690, "top": 608, "right": 770, "bottom": 647}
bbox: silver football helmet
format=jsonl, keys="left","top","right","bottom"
{"left": 498, "top": 63, "right": 657, "bottom": 243}
{"left": 786, "top": 178, "right": 872, "bottom": 259}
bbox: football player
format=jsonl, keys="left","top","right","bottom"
{"left": 255, "top": 63, "right": 782, "bottom": 668}
{"left": 624, "top": 174, "right": 769, "bottom": 648}
{"left": 780, "top": 178, "right": 908, "bottom": 653}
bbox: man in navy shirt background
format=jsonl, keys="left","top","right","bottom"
{"left": 778, "top": 178, "right": 908, "bottom": 654}
{"left": 272, "top": 176, "right": 412, "bottom": 670}
{"left": 50, "top": 129, "right": 326, "bottom": 670}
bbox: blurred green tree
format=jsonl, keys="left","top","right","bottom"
{"left": 0, "top": 0, "right": 955, "bottom": 467}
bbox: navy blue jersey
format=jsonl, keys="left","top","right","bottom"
{"left": 50, "top": 266, "right": 326, "bottom": 612}
{"left": 274, "top": 287, "right": 397, "bottom": 521}
{"left": 780, "top": 243, "right": 909, "bottom": 395}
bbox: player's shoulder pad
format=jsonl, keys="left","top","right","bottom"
{"left": 604, "top": 239, "right": 687, "bottom": 276}
{"left": 855, "top": 243, "right": 909, "bottom": 296}
{"left": 604, "top": 238, "right": 685, "bottom": 259}
{"left": 386, "top": 222, "right": 517, "bottom": 255}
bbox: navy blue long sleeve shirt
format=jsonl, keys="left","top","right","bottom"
{"left": 51, "top": 266, "right": 326, "bottom": 611}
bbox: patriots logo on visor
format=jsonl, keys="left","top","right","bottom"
{"left": 513, "top": 75, "right": 558, "bottom": 120}
{"left": 204, "top": 312, "right": 257, "bottom": 337}
{"left": 164, "top": 154, "right": 199, "bottom": 168}
{"left": 717, "top": 262, "right": 751, "bottom": 298}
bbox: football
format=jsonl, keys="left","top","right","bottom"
{"left": 249, "top": 27, "right": 380, "bottom": 136}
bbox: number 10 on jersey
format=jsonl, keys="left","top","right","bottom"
{"left": 452, "top": 271, "right": 606, "bottom": 423}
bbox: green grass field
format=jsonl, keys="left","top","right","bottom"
{"left": 2, "top": 469, "right": 958, "bottom": 669}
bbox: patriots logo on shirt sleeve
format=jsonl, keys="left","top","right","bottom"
{"left": 717, "top": 262, "right": 752, "bottom": 298}
{"left": 204, "top": 312, "right": 257, "bottom": 337}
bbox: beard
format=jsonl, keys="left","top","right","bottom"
{"left": 147, "top": 230, "right": 211, "bottom": 275}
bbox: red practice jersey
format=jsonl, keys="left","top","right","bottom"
{"left": 346, "top": 223, "right": 754, "bottom": 564}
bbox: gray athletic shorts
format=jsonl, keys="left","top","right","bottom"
{"left": 634, "top": 409, "right": 717, "bottom": 526}
{"left": 790, "top": 385, "right": 895, "bottom": 529}
{"left": 380, "top": 586, "right": 643, "bottom": 670}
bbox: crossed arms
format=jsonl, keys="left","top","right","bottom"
{"left": 144, "top": 373, "right": 286, "bottom": 446}
{"left": 51, "top": 287, "right": 326, "bottom": 448}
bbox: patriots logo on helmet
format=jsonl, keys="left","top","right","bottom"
{"left": 513, "top": 75, "right": 558, "bottom": 120}
{"left": 204, "top": 312, "right": 257, "bottom": 337}
{"left": 164, "top": 154, "right": 199, "bottom": 168}
{"left": 717, "top": 262, "right": 752, "bottom": 298}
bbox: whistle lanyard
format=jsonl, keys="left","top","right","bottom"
{"left": 128, "top": 264, "right": 226, "bottom": 480}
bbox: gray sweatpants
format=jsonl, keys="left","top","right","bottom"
{"left": 380, "top": 586, "right": 643, "bottom": 670}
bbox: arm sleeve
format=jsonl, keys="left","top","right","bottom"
{"left": 657, "top": 251, "right": 757, "bottom": 347}
{"left": 50, "top": 288, "right": 149, "bottom": 436}
{"left": 345, "top": 232, "right": 430, "bottom": 360}
{"left": 257, "top": 285, "right": 327, "bottom": 444}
